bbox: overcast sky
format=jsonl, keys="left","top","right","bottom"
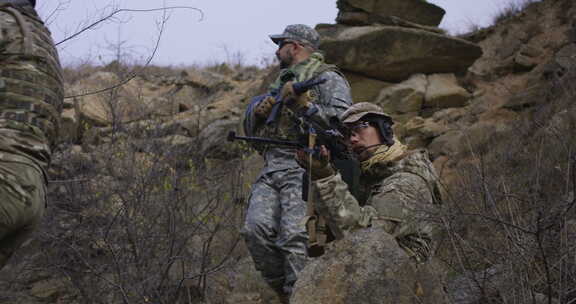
{"left": 38, "top": 0, "right": 525, "bottom": 67}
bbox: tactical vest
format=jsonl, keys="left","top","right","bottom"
{"left": 256, "top": 56, "right": 342, "bottom": 142}
{"left": 0, "top": 3, "right": 64, "bottom": 168}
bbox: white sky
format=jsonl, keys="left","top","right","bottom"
{"left": 37, "top": 0, "right": 525, "bottom": 67}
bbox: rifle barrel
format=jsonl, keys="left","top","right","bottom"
{"left": 227, "top": 131, "right": 302, "bottom": 148}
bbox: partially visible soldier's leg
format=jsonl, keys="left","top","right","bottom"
{"left": 0, "top": 161, "right": 46, "bottom": 270}
{"left": 276, "top": 167, "right": 308, "bottom": 295}
{"left": 241, "top": 173, "right": 286, "bottom": 292}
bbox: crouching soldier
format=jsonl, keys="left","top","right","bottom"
{"left": 0, "top": 0, "right": 64, "bottom": 270}
{"left": 297, "top": 102, "right": 443, "bottom": 262}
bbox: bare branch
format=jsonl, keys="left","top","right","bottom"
{"left": 56, "top": 6, "right": 204, "bottom": 46}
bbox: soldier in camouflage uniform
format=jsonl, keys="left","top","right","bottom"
{"left": 0, "top": 0, "right": 63, "bottom": 270}
{"left": 298, "top": 102, "right": 442, "bottom": 262}
{"left": 242, "top": 24, "right": 352, "bottom": 301}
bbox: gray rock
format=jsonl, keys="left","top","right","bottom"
{"left": 318, "top": 24, "right": 483, "bottom": 82}
{"left": 555, "top": 43, "right": 576, "bottom": 70}
{"left": 291, "top": 228, "right": 447, "bottom": 304}
{"left": 337, "top": 0, "right": 446, "bottom": 27}
{"left": 345, "top": 71, "right": 393, "bottom": 102}
{"left": 425, "top": 73, "right": 471, "bottom": 108}
{"left": 376, "top": 74, "right": 427, "bottom": 114}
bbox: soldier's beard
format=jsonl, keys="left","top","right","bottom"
{"left": 278, "top": 53, "right": 294, "bottom": 69}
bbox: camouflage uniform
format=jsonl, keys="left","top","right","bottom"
{"left": 312, "top": 104, "right": 442, "bottom": 262}
{"left": 242, "top": 25, "right": 352, "bottom": 296}
{"left": 0, "top": 0, "right": 64, "bottom": 269}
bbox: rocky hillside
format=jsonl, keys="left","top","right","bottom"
{"left": 1, "top": 0, "right": 575, "bottom": 303}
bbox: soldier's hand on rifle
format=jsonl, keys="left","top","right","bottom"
{"left": 296, "top": 145, "right": 335, "bottom": 180}
{"left": 254, "top": 95, "right": 276, "bottom": 118}
{"left": 281, "top": 81, "right": 313, "bottom": 111}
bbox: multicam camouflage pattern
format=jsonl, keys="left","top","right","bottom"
{"left": 0, "top": 161, "right": 45, "bottom": 269}
{"left": 242, "top": 52, "right": 352, "bottom": 295}
{"left": 0, "top": 3, "right": 63, "bottom": 270}
{"left": 340, "top": 101, "right": 393, "bottom": 124}
{"left": 269, "top": 24, "right": 321, "bottom": 49}
{"left": 313, "top": 149, "right": 443, "bottom": 262}
{"left": 0, "top": 3, "right": 63, "bottom": 170}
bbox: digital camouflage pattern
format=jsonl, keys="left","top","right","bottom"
{"left": 313, "top": 149, "right": 443, "bottom": 262}
{"left": 242, "top": 51, "right": 352, "bottom": 295}
{"left": 241, "top": 167, "right": 309, "bottom": 296}
{"left": 245, "top": 52, "right": 352, "bottom": 175}
{"left": 269, "top": 24, "right": 321, "bottom": 49}
{"left": 0, "top": 2, "right": 63, "bottom": 270}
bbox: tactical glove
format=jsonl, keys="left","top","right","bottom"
{"left": 297, "top": 146, "right": 335, "bottom": 181}
{"left": 281, "top": 81, "right": 313, "bottom": 111}
{"left": 254, "top": 95, "right": 276, "bottom": 118}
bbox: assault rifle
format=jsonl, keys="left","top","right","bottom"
{"left": 230, "top": 102, "right": 360, "bottom": 257}
{"left": 229, "top": 107, "right": 354, "bottom": 163}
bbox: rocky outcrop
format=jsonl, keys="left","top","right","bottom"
{"left": 344, "top": 72, "right": 392, "bottom": 102}
{"left": 313, "top": 0, "right": 484, "bottom": 153}
{"left": 317, "top": 24, "right": 482, "bottom": 82}
{"left": 425, "top": 74, "right": 471, "bottom": 108}
{"left": 337, "top": 0, "right": 446, "bottom": 27}
{"left": 63, "top": 67, "right": 264, "bottom": 161}
{"left": 291, "top": 228, "right": 447, "bottom": 304}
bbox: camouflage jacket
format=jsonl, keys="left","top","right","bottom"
{"left": 0, "top": 3, "right": 64, "bottom": 171}
{"left": 244, "top": 53, "right": 352, "bottom": 175}
{"left": 313, "top": 149, "right": 443, "bottom": 262}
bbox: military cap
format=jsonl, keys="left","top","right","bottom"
{"left": 269, "top": 24, "right": 320, "bottom": 49}
{"left": 340, "top": 102, "right": 392, "bottom": 124}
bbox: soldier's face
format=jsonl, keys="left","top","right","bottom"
{"left": 276, "top": 40, "right": 296, "bottom": 69}
{"left": 346, "top": 121, "right": 382, "bottom": 161}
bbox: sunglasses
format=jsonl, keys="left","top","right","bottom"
{"left": 278, "top": 40, "right": 297, "bottom": 49}
{"left": 344, "top": 121, "right": 371, "bottom": 137}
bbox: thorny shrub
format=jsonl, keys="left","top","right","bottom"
{"left": 0, "top": 82, "right": 252, "bottom": 304}
{"left": 439, "top": 62, "right": 576, "bottom": 303}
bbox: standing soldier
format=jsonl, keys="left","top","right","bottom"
{"left": 0, "top": 0, "right": 64, "bottom": 270}
{"left": 242, "top": 24, "right": 352, "bottom": 302}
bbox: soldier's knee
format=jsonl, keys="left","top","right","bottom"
{"left": 241, "top": 220, "right": 275, "bottom": 242}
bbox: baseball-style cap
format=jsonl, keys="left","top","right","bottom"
{"left": 340, "top": 102, "right": 392, "bottom": 124}
{"left": 269, "top": 24, "right": 320, "bottom": 49}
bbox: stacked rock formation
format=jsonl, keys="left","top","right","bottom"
{"left": 316, "top": 0, "right": 483, "bottom": 149}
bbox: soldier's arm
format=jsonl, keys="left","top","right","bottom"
{"left": 242, "top": 95, "right": 266, "bottom": 137}
{"left": 306, "top": 71, "right": 352, "bottom": 127}
{"left": 370, "top": 172, "right": 439, "bottom": 261}
{"left": 312, "top": 172, "right": 376, "bottom": 240}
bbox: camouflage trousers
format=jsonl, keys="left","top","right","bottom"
{"left": 0, "top": 157, "right": 45, "bottom": 270}
{"left": 241, "top": 167, "right": 308, "bottom": 295}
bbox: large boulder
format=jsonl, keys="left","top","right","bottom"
{"left": 317, "top": 24, "right": 483, "bottom": 82}
{"left": 425, "top": 73, "right": 471, "bottom": 109}
{"left": 291, "top": 228, "right": 447, "bottom": 304}
{"left": 68, "top": 72, "right": 179, "bottom": 126}
{"left": 337, "top": 0, "right": 446, "bottom": 27}
{"left": 403, "top": 116, "right": 449, "bottom": 140}
{"left": 345, "top": 72, "right": 393, "bottom": 102}
{"left": 376, "top": 73, "right": 427, "bottom": 115}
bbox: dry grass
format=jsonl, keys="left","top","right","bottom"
{"left": 438, "top": 63, "right": 576, "bottom": 303}
{"left": 492, "top": 0, "right": 541, "bottom": 25}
